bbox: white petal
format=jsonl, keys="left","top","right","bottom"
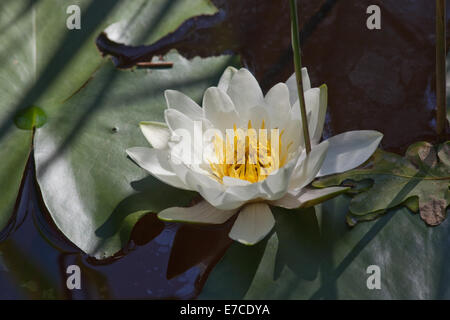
{"left": 184, "top": 170, "right": 264, "bottom": 210}
{"left": 164, "top": 90, "right": 203, "bottom": 120}
{"left": 218, "top": 66, "right": 238, "bottom": 92}
{"left": 164, "top": 109, "right": 211, "bottom": 164}
{"left": 304, "top": 88, "right": 321, "bottom": 142}
{"left": 206, "top": 180, "right": 262, "bottom": 210}
{"left": 169, "top": 158, "right": 219, "bottom": 189}
{"left": 227, "top": 68, "right": 264, "bottom": 118}
{"left": 158, "top": 200, "right": 238, "bottom": 224}
{"left": 220, "top": 183, "right": 263, "bottom": 209}
{"left": 164, "top": 108, "right": 211, "bottom": 134}
{"left": 282, "top": 117, "right": 304, "bottom": 154}
{"left": 318, "top": 130, "right": 383, "bottom": 177}
{"left": 265, "top": 83, "right": 291, "bottom": 114}
{"left": 219, "top": 158, "right": 303, "bottom": 205}
{"left": 288, "top": 86, "right": 326, "bottom": 150}
{"left": 290, "top": 99, "right": 312, "bottom": 124}
{"left": 126, "top": 147, "right": 190, "bottom": 190}
{"left": 170, "top": 164, "right": 247, "bottom": 210}
{"left": 185, "top": 167, "right": 224, "bottom": 192}
{"left": 164, "top": 108, "right": 190, "bottom": 133}
{"left": 291, "top": 86, "right": 327, "bottom": 146}
{"left": 260, "top": 153, "right": 300, "bottom": 200}
{"left": 139, "top": 121, "right": 170, "bottom": 150}
{"left": 269, "top": 186, "right": 349, "bottom": 209}
{"left": 265, "top": 83, "right": 291, "bottom": 129}
{"left": 289, "top": 141, "right": 329, "bottom": 191}
{"left": 229, "top": 203, "right": 275, "bottom": 245}
{"left": 245, "top": 104, "right": 269, "bottom": 129}
{"left": 168, "top": 158, "right": 259, "bottom": 211}
{"left": 223, "top": 176, "right": 251, "bottom": 187}
{"left": 290, "top": 89, "right": 319, "bottom": 145}
{"left": 224, "top": 186, "right": 261, "bottom": 205}
{"left": 208, "top": 193, "right": 255, "bottom": 211}
{"left": 312, "top": 84, "right": 328, "bottom": 144}
{"left": 203, "top": 87, "right": 239, "bottom": 132}
{"left": 286, "top": 67, "right": 311, "bottom": 106}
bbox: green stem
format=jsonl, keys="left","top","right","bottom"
{"left": 436, "top": 0, "right": 447, "bottom": 140}
{"left": 289, "top": 0, "right": 312, "bottom": 154}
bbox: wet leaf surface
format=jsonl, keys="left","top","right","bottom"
{"left": 2, "top": 0, "right": 450, "bottom": 300}
{"left": 1, "top": 0, "right": 232, "bottom": 299}
{"left": 201, "top": 197, "right": 450, "bottom": 300}
{"left": 14, "top": 106, "right": 47, "bottom": 130}
{"left": 314, "top": 142, "right": 450, "bottom": 226}
{"left": 0, "top": 157, "right": 231, "bottom": 299}
{"left": 34, "top": 52, "right": 236, "bottom": 258}
{"left": 0, "top": 0, "right": 197, "bottom": 244}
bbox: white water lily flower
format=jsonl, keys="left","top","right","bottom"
{"left": 127, "top": 67, "right": 383, "bottom": 245}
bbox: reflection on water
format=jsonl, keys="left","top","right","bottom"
{"left": 2, "top": 0, "right": 450, "bottom": 299}
{"left": 98, "top": 0, "right": 449, "bottom": 153}
{"left": 0, "top": 156, "right": 231, "bottom": 299}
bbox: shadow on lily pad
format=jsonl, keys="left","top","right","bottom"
{"left": 199, "top": 207, "right": 323, "bottom": 299}
{"left": 272, "top": 207, "right": 322, "bottom": 281}
{"left": 95, "top": 175, "right": 196, "bottom": 247}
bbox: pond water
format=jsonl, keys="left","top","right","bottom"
{"left": 1, "top": 0, "right": 449, "bottom": 299}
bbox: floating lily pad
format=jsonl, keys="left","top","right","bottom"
{"left": 200, "top": 196, "right": 450, "bottom": 299}
{"left": 0, "top": 0, "right": 220, "bottom": 255}
{"left": 34, "top": 52, "right": 239, "bottom": 258}
{"left": 0, "top": 0, "right": 201, "bottom": 234}
{"left": 14, "top": 106, "right": 47, "bottom": 130}
{"left": 0, "top": 0, "right": 38, "bottom": 231}
{"left": 313, "top": 142, "right": 450, "bottom": 226}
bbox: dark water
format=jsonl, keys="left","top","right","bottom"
{"left": 0, "top": 153, "right": 233, "bottom": 299}
{"left": 1, "top": 0, "right": 450, "bottom": 299}
{"left": 98, "top": 0, "right": 450, "bottom": 152}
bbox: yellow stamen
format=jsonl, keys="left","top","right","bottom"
{"left": 209, "top": 121, "right": 291, "bottom": 183}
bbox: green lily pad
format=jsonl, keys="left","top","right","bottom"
{"left": 1, "top": 0, "right": 210, "bottom": 234}
{"left": 14, "top": 106, "right": 47, "bottom": 130}
{"left": 0, "top": 0, "right": 39, "bottom": 231}
{"left": 34, "top": 52, "right": 239, "bottom": 258}
{"left": 313, "top": 142, "right": 450, "bottom": 226}
{"left": 0, "top": 0, "right": 220, "bottom": 254}
{"left": 200, "top": 196, "right": 450, "bottom": 299}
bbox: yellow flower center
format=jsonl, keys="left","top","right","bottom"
{"left": 209, "top": 120, "right": 291, "bottom": 183}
